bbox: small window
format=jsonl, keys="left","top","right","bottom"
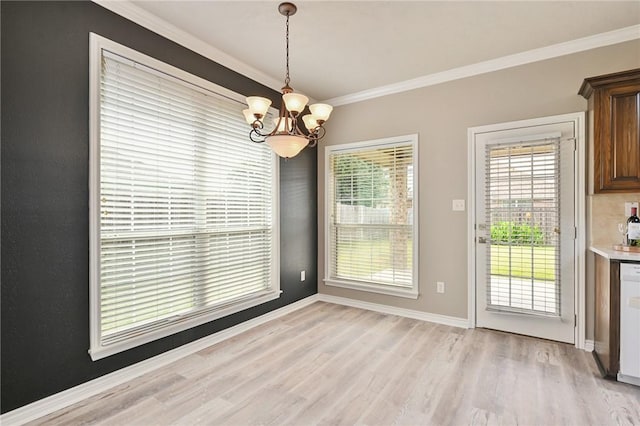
{"left": 89, "top": 34, "right": 279, "bottom": 360}
{"left": 325, "top": 135, "right": 419, "bottom": 298}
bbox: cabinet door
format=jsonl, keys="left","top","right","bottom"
{"left": 595, "top": 83, "right": 640, "bottom": 192}
{"left": 594, "top": 256, "right": 620, "bottom": 378}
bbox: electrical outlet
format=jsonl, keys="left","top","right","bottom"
{"left": 437, "top": 281, "right": 445, "bottom": 293}
{"left": 625, "top": 202, "right": 639, "bottom": 217}
{"left": 452, "top": 199, "right": 465, "bottom": 211}
{"left": 300, "top": 270, "right": 306, "bottom": 282}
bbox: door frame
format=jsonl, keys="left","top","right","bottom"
{"left": 467, "top": 112, "right": 586, "bottom": 349}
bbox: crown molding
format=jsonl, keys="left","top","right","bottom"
{"left": 323, "top": 24, "right": 640, "bottom": 106}
{"left": 91, "top": 1, "right": 639, "bottom": 107}
{"left": 92, "top": 0, "right": 283, "bottom": 93}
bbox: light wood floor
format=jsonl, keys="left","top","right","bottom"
{"left": 30, "top": 302, "right": 640, "bottom": 425}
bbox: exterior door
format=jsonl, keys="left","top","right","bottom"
{"left": 474, "top": 120, "right": 577, "bottom": 343}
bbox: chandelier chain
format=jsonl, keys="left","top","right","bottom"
{"left": 285, "top": 13, "right": 290, "bottom": 86}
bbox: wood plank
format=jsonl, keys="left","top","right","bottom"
{"left": 28, "top": 302, "right": 640, "bottom": 425}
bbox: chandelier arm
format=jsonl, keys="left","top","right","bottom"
{"left": 249, "top": 119, "right": 270, "bottom": 141}
{"left": 314, "top": 125, "right": 326, "bottom": 141}
{"left": 274, "top": 114, "right": 283, "bottom": 133}
{"left": 280, "top": 103, "right": 290, "bottom": 132}
{"left": 251, "top": 118, "right": 265, "bottom": 130}
{"left": 249, "top": 128, "right": 267, "bottom": 143}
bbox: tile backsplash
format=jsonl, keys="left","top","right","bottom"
{"left": 589, "top": 192, "right": 640, "bottom": 245}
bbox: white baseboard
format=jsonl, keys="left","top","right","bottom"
{"left": 2, "top": 293, "right": 469, "bottom": 425}
{"left": 584, "top": 339, "right": 595, "bottom": 352}
{"left": 0, "top": 295, "right": 319, "bottom": 426}
{"left": 317, "top": 294, "right": 469, "bottom": 329}
{"left": 618, "top": 372, "right": 640, "bottom": 386}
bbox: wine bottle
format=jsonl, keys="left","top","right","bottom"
{"left": 628, "top": 207, "right": 640, "bottom": 246}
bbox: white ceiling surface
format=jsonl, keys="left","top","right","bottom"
{"left": 130, "top": 1, "right": 640, "bottom": 102}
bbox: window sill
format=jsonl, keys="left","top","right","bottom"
{"left": 90, "top": 289, "right": 282, "bottom": 361}
{"left": 323, "top": 278, "right": 419, "bottom": 299}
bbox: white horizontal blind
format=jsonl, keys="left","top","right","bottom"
{"left": 98, "top": 50, "right": 275, "bottom": 348}
{"left": 328, "top": 143, "right": 414, "bottom": 288}
{"left": 485, "top": 139, "right": 561, "bottom": 315}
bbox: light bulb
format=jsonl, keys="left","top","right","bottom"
{"left": 282, "top": 93, "right": 309, "bottom": 115}
{"left": 246, "top": 96, "right": 272, "bottom": 117}
{"left": 243, "top": 109, "right": 256, "bottom": 125}
{"left": 273, "top": 117, "right": 293, "bottom": 133}
{"left": 302, "top": 114, "right": 319, "bottom": 132}
{"left": 309, "top": 103, "right": 333, "bottom": 122}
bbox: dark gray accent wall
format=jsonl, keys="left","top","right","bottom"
{"left": 1, "top": 1, "right": 317, "bottom": 413}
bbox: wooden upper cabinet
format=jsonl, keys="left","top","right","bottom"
{"left": 580, "top": 69, "right": 640, "bottom": 193}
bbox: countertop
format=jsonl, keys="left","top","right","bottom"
{"left": 590, "top": 245, "right": 640, "bottom": 262}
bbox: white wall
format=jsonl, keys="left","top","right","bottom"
{"left": 318, "top": 40, "right": 640, "bottom": 338}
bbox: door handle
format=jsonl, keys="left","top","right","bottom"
{"left": 478, "top": 236, "right": 488, "bottom": 244}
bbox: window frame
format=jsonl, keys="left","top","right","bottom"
{"left": 89, "top": 33, "right": 280, "bottom": 360}
{"left": 324, "top": 134, "right": 419, "bottom": 299}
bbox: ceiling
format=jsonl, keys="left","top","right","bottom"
{"left": 128, "top": 1, "right": 640, "bottom": 102}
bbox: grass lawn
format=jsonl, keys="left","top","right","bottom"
{"left": 490, "top": 244, "right": 556, "bottom": 281}
{"left": 335, "top": 239, "right": 555, "bottom": 282}
{"left": 336, "top": 238, "right": 412, "bottom": 279}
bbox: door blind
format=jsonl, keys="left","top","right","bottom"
{"left": 485, "top": 139, "right": 561, "bottom": 316}
{"left": 97, "top": 50, "right": 275, "bottom": 347}
{"left": 328, "top": 143, "right": 414, "bottom": 288}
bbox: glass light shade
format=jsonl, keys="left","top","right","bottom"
{"left": 273, "top": 117, "right": 293, "bottom": 133}
{"left": 282, "top": 93, "right": 309, "bottom": 114}
{"left": 246, "top": 96, "right": 272, "bottom": 117}
{"left": 302, "top": 114, "right": 319, "bottom": 132}
{"left": 309, "top": 103, "right": 333, "bottom": 121}
{"left": 266, "top": 134, "right": 309, "bottom": 158}
{"left": 243, "top": 109, "right": 256, "bottom": 125}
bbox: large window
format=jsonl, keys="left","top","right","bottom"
{"left": 89, "top": 34, "right": 279, "bottom": 360}
{"left": 325, "top": 135, "right": 418, "bottom": 298}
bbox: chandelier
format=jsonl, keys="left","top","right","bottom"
{"left": 242, "top": 2, "right": 332, "bottom": 159}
